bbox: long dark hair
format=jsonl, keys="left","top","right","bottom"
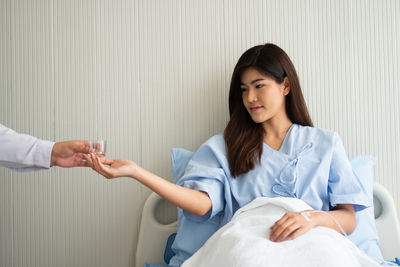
{"left": 224, "top": 43, "right": 313, "bottom": 177}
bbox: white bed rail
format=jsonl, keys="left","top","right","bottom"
{"left": 136, "top": 193, "right": 178, "bottom": 267}
{"left": 373, "top": 182, "right": 400, "bottom": 260}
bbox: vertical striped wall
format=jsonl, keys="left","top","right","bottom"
{"left": 0, "top": 0, "right": 399, "bottom": 266}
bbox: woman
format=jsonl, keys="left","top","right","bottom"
{"left": 84, "top": 43, "right": 368, "bottom": 263}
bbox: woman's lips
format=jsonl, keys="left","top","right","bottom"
{"left": 250, "top": 106, "right": 263, "bottom": 111}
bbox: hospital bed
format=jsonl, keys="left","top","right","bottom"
{"left": 136, "top": 182, "right": 400, "bottom": 267}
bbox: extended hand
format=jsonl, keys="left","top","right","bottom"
{"left": 51, "top": 140, "right": 93, "bottom": 167}
{"left": 83, "top": 153, "right": 137, "bottom": 179}
{"left": 269, "top": 211, "right": 316, "bottom": 242}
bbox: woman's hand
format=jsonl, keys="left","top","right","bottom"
{"left": 83, "top": 153, "right": 137, "bottom": 179}
{"left": 269, "top": 211, "right": 316, "bottom": 242}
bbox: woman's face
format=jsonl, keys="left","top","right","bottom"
{"left": 240, "top": 67, "right": 290, "bottom": 124}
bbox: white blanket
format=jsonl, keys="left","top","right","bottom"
{"left": 182, "top": 197, "right": 381, "bottom": 267}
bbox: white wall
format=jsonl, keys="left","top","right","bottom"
{"left": 0, "top": 0, "right": 399, "bottom": 266}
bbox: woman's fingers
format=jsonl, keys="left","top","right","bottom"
{"left": 92, "top": 154, "right": 105, "bottom": 173}
{"left": 82, "top": 153, "right": 117, "bottom": 179}
{"left": 89, "top": 154, "right": 102, "bottom": 172}
{"left": 270, "top": 218, "right": 293, "bottom": 241}
{"left": 270, "top": 214, "right": 290, "bottom": 241}
{"left": 98, "top": 157, "right": 114, "bottom": 165}
{"left": 82, "top": 154, "right": 93, "bottom": 166}
{"left": 270, "top": 212, "right": 315, "bottom": 242}
{"left": 276, "top": 222, "right": 299, "bottom": 242}
{"left": 84, "top": 153, "right": 110, "bottom": 178}
{"left": 95, "top": 156, "right": 114, "bottom": 178}
{"left": 84, "top": 155, "right": 128, "bottom": 180}
{"left": 270, "top": 214, "right": 288, "bottom": 230}
{"left": 287, "top": 226, "right": 308, "bottom": 241}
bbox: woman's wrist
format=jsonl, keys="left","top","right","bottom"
{"left": 301, "top": 210, "right": 349, "bottom": 235}
{"left": 300, "top": 210, "right": 319, "bottom": 227}
{"left": 128, "top": 161, "right": 141, "bottom": 180}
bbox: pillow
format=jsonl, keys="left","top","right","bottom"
{"left": 168, "top": 148, "right": 222, "bottom": 267}
{"left": 171, "top": 148, "right": 193, "bottom": 182}
{"left": 348, "top": 156, "right": 385, "bottom": 264}
{"left": 164, "top": 233, "right": 177, "bottom": 264}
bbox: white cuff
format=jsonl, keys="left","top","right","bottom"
{"left": 33, "top": 139, "right": 55, "bottom": 168}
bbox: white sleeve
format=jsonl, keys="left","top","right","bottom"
{"left": 0, "top": 124, "right": 55, "bottom": 171}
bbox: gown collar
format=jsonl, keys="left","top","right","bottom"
{"left": 263, "top": 123, "right": 298, "bottom": 155}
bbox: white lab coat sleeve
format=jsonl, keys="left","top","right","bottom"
{"left": 0, "top": 124, "right": 55, "bottom": 171}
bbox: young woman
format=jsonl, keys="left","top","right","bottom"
{"left": 84, "top": 43, "right": 368, "bottom": 264}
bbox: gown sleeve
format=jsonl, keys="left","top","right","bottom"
{"left": 176, "top": 137, "right": 227, "bottom": 223}
{"left": 328, "top": 132, "right": 370, "bottom": 211}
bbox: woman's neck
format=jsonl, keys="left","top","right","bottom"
{"left": 262, "top": 116, "right": 293, "bottom": 139}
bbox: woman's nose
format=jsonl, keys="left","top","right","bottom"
{"left": 247, "top": 88, "right": 258, "bottom": 102}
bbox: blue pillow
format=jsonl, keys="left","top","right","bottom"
{"left": 171, "top": 148, "right": 193, "bottom": 183}
{"left": 348, "top": 156, "right": 385, "bottom": 264}
{"left": 164, "top": 233, "right": 177, "bottom": 264}
{"left": 168, "top": 148, "right": 222, "bottom": 267}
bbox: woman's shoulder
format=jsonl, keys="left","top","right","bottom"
{"left": 203, "top": 134, "right": 225, "bottom": 145}
{"left": 190, "top": 134, "right": 229, "bottom": 170}
{"left": 295, "top": 124, "right": 339, "bottom": 145}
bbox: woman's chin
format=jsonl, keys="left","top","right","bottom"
{"left": 251, "top": 117, "right": 267, "bottom": 124}
{"left": 249, "top": 112, "right": 275, "bottom": 124}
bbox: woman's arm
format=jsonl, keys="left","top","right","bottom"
{"left": 84, "top": 154, "right": 212, "bottom": 217}
{"left": 134, "top": 163, "right": 213, "bottom": 216}
{"left": 308, "top": 204, "right": 356, "bottom": 234}
{"left": 269, "top": 204, "right": 356, "bottom": 242}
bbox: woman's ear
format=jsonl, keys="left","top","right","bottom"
{"left": 283, "top": 77, "right": 290, "bottom": 96}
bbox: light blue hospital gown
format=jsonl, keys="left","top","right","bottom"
{"left": 169, "top": 124, "right": 369, "bottom": 266}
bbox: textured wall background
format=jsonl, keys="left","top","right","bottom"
{"left": 0, "top": 0, "right": 399, "bottom": 266}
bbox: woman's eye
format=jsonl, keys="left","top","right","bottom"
{"left": 240, "top": 87, "right": 248, "bottom": 92}
{"left": 256, "top": 84, "right": 264, "bottom": 89}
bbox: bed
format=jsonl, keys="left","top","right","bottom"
{"left": 136, "top": 182, "right": 400, "bottom": 267}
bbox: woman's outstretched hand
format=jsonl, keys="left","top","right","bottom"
{"left": 83, "top": 153, "right": 137, "bottom": 179}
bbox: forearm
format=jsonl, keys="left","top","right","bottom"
{"left": 132, "top": 166, "right": 212, "bottom": 216}
{"left": 307, "top": 205, "right": 356, "bottom": 235}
